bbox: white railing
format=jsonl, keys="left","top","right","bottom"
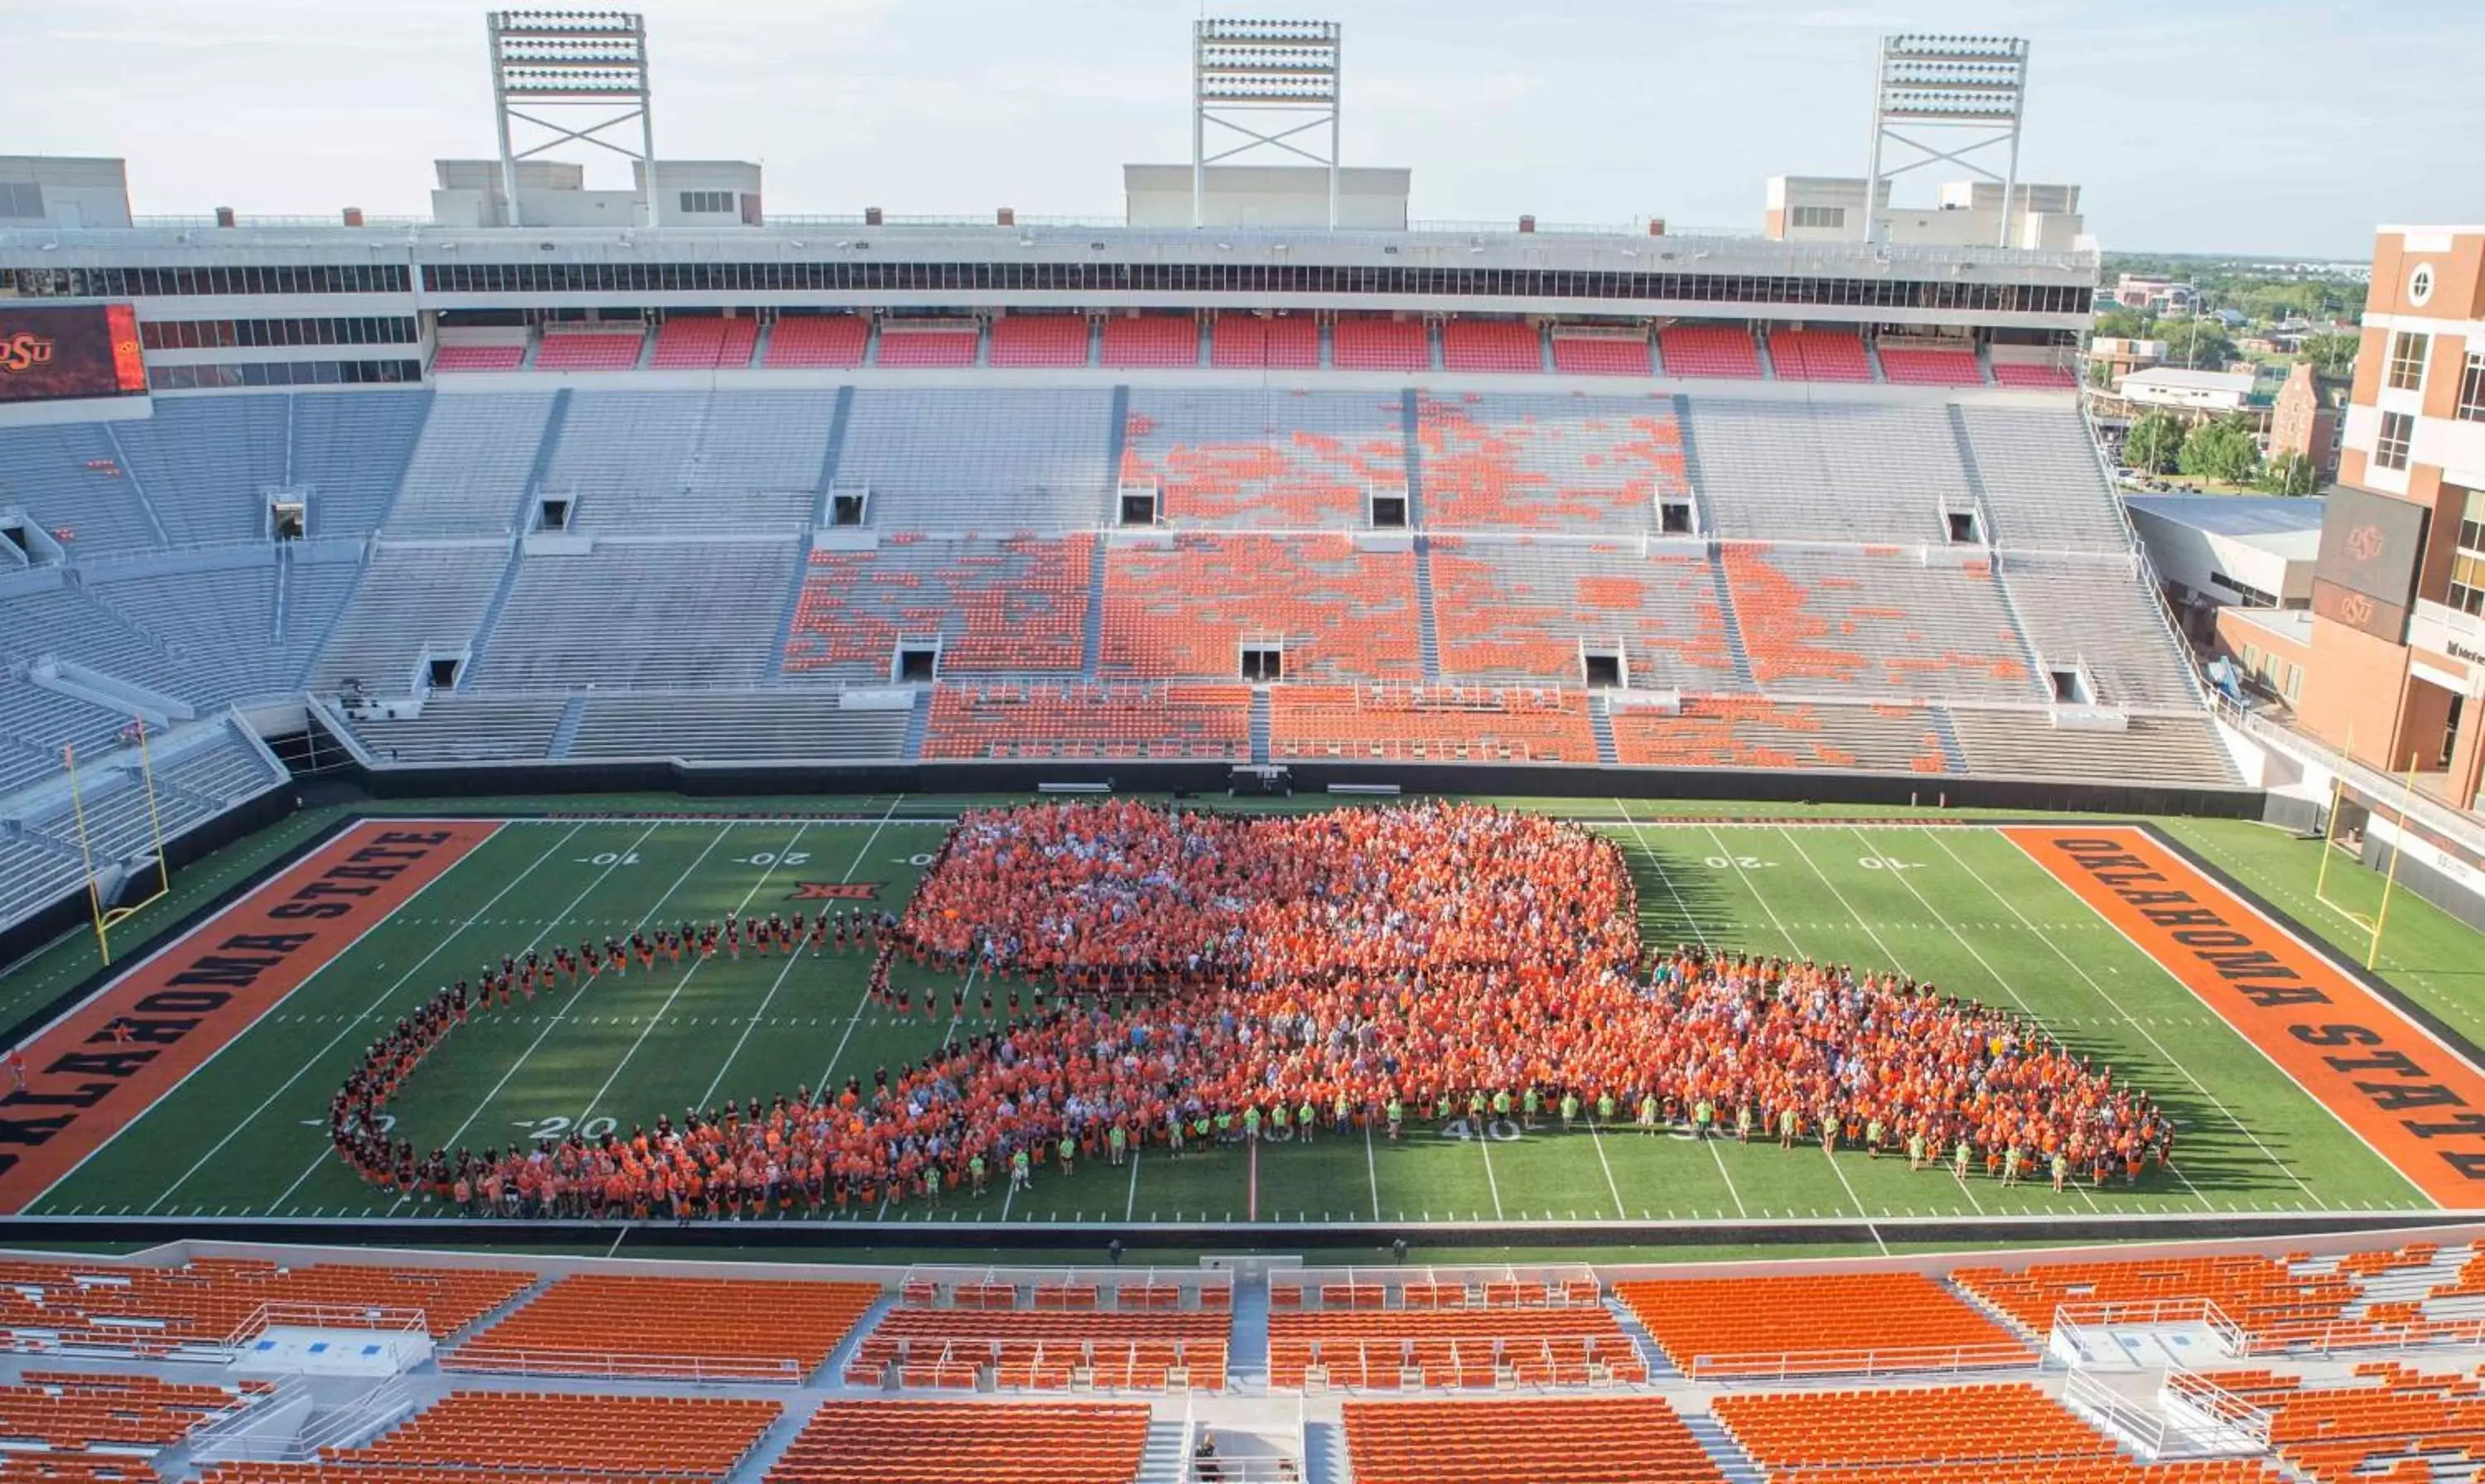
{"left": 190, "top": 1378, "right": 414, "bottom": 1464}
{"left": 1686, "top": 1339, "right": 2036, "bottom": 1382}
{"left": 440, "top": 1345, "right": 807, "bottom": 1384}
{"left": 2049, "top": 1297, "right": 2248, "bottom": 1361}
{"left": 2163, "top": 1366, "right": 2275, "bottom": 1450}
{"left": 220, "top": 1300, "right": 430, "bottom": 1355}
{"left": 2063, "top": 1365, "right": 2171, "bottom": 1458}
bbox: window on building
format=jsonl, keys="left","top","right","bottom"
{"left": 2459, "top": 354, "right": 2485, "bottom": 423}
{"left": 2451, "top": 552, "right": 2485, "bottom": 618}
{"left": 1789, "top": 205, "right": 1846, "bottom": 230}
{"left": 2460, "top": 488, "right": 2485, "bottom": 555}
{"left": 2375, "top": 411, "right": 2415, "bottom": 471}
{"left": 2387, "top": 331, "right": 2430, "bottom": 391}
{"left": 678, "top": 190, "right": 735, "bottom": 214}
{"left": 0, "top": 181, "right": 42, "bottom": 219}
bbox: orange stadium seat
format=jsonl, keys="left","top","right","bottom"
{"left": 1271, "top": 1305, "right": 1646, "bottom": 1390}
{"left": 0, "top": 1371, "right": 268, "bottom": 1457}
{"left": 1415, "top": 395, "right": 1692, "bottom": 529}
{"left": 1551, "top": 332, "right": 1653, "bottom": 377}
{"left": 1333, "top": 316, "right": 1430, "bottom": 372}
{"left": 763, "top": 316, "right": 869, "bottom": 369}
{"left": 989, "top": 315, "right": 1093, "bottom": 368}
{"left": 1098, "top": 315, "right": 1199, "bottom": 369}
{"left": 1952, "top": 1245, "right": 2457, "bottom": 1353}
{"left": 1991, "top": 362, "right": 2081, "bottom": 389}
{"left": 1766, "top": 328, "right": 1873, "bottom": 383}
{"left": 1441, "top": 320, "right": 1542, "bottom": 373}
{"left": 1656, "top": 325, "right": 1763, "bottom": 379}
{"left": 0, "top": 1259, "right": 534, "bottom": 1355}
{"left": 324, "top": 1392, "right": 777, "bottom": 1480}
{"left": 1877, "top": 345, "right": 1985, "bottom": 387}
{"left": 785, "top": 536, "right": 1093, "bottom": 677}
{"left": 1210, "top": 313, "right": 1320, "bottom": 369}
{"left": 876, "top": 325, "right": 980, "bottom": 367}
{"left": 534, "top": 330, "right": 644, "bottom": 371}
{"left": 649, "top": 316, "right": 758, "bottom": 369}
{"left": 2194, "top": 1363, "right": 2485, "bottom": 1484}
{"left": 1344, "top": 1395, "right": 1723, "bottom": 1484}
{"left": 1615, "top": 1273, "right": 2030, "bottom": 1378}
{"left": 208, "top": 1468, "right": 701, "bottom": 1484}
{"left": 446, "top": 1274, "right": 881, "bottom": 1381}
{"left": 431, "top": 344, "right": 524, "bottom": 373}
{"left": 844, "top": 1303, "right": 1229, "bottom": 1391}
{"left": 770, "top": 1400, "right": 1150, "bottom": 1484}
{"left": 1271, "top": 686, "right": 1596, "bottom": 764}
{"left": 1100, "top": 534, "right": 1422, "bottom": 682}
{"left": 924, "top": 683, "right": 1251, "bottom": 760}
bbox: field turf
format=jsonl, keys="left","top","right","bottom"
{"left": 13, "top": 797, "right": 2477, "bottom": 1237}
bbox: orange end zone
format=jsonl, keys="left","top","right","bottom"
{"left": 0, "top": 819, "right": 499, "bottom": 1212}
{"left": 2007, "top": 825, "right": 2485, "bottom": 1207}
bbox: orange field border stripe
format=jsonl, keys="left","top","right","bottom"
{"left": 0, "top": 820, "right": 500, "bottom": 1212}
{"left": 2007, "top": 825, "right": 2485, "bottom": 1207}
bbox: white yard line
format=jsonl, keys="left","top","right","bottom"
{"left": 1363, "top": 1122, "right": 1382, "bottom": 1221}
{"left": 1844, "top": 827, "right": 2109, "bottom": 1217}
{"left": 1585, "top": 1119, "right": 1629, "bottom": 1221}
{"left": 1957, "top": 830, "right": 2333, "bottom": 1207}
{"left": 1615, "top": 799, "right": 1711, "bottom": 950}
{"left": 1477, "top": 1127, "right": 1506, "bottom": 1221}
{"left": 1822, "top": 1144, "right": 1890, "bottom": 1257}
{"left": 1703, "top": 1137, "right": 1749, "bottom": 1220}
{"left": 1125, "top": 1148, "right": 1141, "bottom": 1222}
{"left": 402, "top": 822, "right": 723, "bottom": 1205}
{"left": 249, "top": 824, "right": 598, "bottom": 1214}
{"left": 1712, "top": 826, "right": 1802, "bottom": 956}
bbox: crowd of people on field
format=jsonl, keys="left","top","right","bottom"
{"left": 328, "top": 801, "right": 2172, "bottom": 1218}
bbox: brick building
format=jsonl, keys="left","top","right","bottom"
{"left": 2268, "top": 360, "right": 2347, "bottom": 483}
{"left": 2289, "top": 226, "right": 2485, "bottom": 811}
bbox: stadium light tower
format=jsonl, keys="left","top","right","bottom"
{"left": 1193, "top": 18, "right": 1343, "bottom": 229}
{"left": 1861, "top": 34, "right": 2030, "bottom": 248}
{"left": 486, "top": 10, "right": 659, "bottom": 229}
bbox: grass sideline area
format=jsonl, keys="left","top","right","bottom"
{"left": 7, "top": 793, "right": 2480, "bottom": 1255}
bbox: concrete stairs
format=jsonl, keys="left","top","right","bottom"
{"left": 1302, "top": 1419, "right": 1349, "bottom": 1484}
{"left": 1681, "top": 1411, "right": 1765, "bottom": 1484}
{"left": 1590, "top": 694, "right": 1619, "bottom": 766}
{"left": 904, "top": 691, "right": 931, "bottom": 761}
{"left": 1249, "top": 689, "right": 1272, "bottom": 767}
{"left": 1136, "top": 1419, "right": 1189, "bottom": 1484}
{"left": 1411, "top": 537, "right": 1442, "bottom": 682}
{"left": 548, "top": 696, "right": 586, "bottom": 759}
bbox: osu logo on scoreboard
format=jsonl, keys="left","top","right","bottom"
{"left": 2338, "top": 591, "right": 2376, "bottom": 628}
{"left": 0, "top": 331, "right": 56, "bottom": 374}
{"left": 2345, "top": 523, "right": 2386, "bottom": 564}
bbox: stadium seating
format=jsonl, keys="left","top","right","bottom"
{"left": 1947, "top": 709, "right": 2240, "bottom": 787}
{"left": 845, "top": 1303, "right": 1228, "bottom": 1391}
{"left": 432, "top": 344, "right": 526, "bottom": 373}
{"left": 1416, "top": 393, "right": 1692, "bottom": 533}
{"left": 0, "top": 1371, "right": 268, "bottom": 1451}
{"left": 1271, "top": 686, "right": 1597, "bottom": 763}
{"left": 1441, "top": 320, "right": 1542, "bottom": 373}
{"left": 2197, "top": 1364, "right": 2485, "bottom": 1484}
{"left": 562, "top": 693, "right": 907, "bottom": 762}
{"left": 649, "top": 316, "right": 760, "bottom": 369}
{"left": 924, "top": 684, "right": 1250, "bottom": 760}
{"left": 785, "top": 534, "right": 1095, "bottom": 677}
{"left": 1609, "top": 698, "right": 1951, "bottom": 773}
{"left": 0, "top": 680, "right": 139, "bottom": 793}
{"left": 876, "top": 323, "right": 980, "bottom": 368}
{"left": 464, "top": 541, "right": 796, "bottom": 692}
{"left": 104, "top": 396, "right": 297, "bottom": 547}
{"left": 541, "top": 390, "right": 833, "bottom": 529}
{"left": 1657, "top": 325, "right": 1763, "bottom": 379}
{"left": 0, "top": 420, "right": 163, "bottom": 555}
{"left": 1430, "top": 538, "right": 1732, "bottom": 687}
{"left": 1992, "top": 361, "right": 2081, "bottom": 390}
{"left": 310, "top": 541, "right": 511, "bottom": 693}
{"left": 769, "top": 1400, "right": 1149, "bottom": 1484}
{"left": 534, "top": 329, "right": 646, "bottom": 371}
{"left": 1953, "top": 407, "right": 2129, "bottom": 552}
{"left": 344, "top": 693, "right": 569, "bottom": 763}
{"left": 1878, "top": 344, "right": 1986, "bottom": 387}
{"left": 1344, "top": 1396, "right": 1720, "bottom": 1484}
{"left": 1617, "top": 1273, "right": 2030, "bottom": 1378}
{"left": 764, "top": 315, "right": 870, "bottom": 369}
{"left": 1766, "top": 329, "right": 1874, "bottom": 382}
{"left": 0, "top": 1258, "right": 533, "bottom": 1353}
{"left": 1101, "top": 533, "right": 1422, "bottom": 682}
{"left": 384, "top": 393, "right": 557, "bottom": 536}
{"left": 834, "top": 388, "right": 1116, "bottom": 532}
{"left": 1712, "top": 1381, "right": 2287, "bottom": 1483}
{"left": 328, "top": 1392, "right": 775, "bottom": 1479}
{"left": 1691, "top": 401, "right": 1968, "bottom": 544}
{"left": 1334, "top": 316, "right": 1431, "bottom": 372}
{"left": 449, "top": 1274, "right": 879, "bottom": 1380}
{"left": 1098, "top": 315, "right": 1199, "bottom": 369}
{"left": 1121, "top": 389, "right": 1407, "bottom": 528}
{"left": 1950, "top": 1245, "right": 2459, "bottom": 1351}
{"left": 1271, "top": 1303, "right": 1646, "bottom": 1390}
{"left": 2005, "top": 553, "right": 2203, "bottom": 708}
{"left": 989, "top": 315, "right": 1092, "bottom": 368}
{"left": 1720, "top": 546, "right": 2040, "bottom": 702}
{"left": 1209, "top": 313, "right": 1320, "bottom": 369}
{"left": 1551, "top": 331, "right": 1653, "bottom": 378}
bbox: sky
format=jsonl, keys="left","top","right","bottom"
{"left": 4, "top": 0, "right": 2479, "bottom": 258}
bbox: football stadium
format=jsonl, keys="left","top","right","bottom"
{"left": 4, "top": 12, "right": 2485, "bottom": 1484}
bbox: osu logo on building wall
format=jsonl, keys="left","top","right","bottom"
{"left": 2346, "top": 523, "right": 2386, "bottom": 564}
{"left": 2338, "top": 590, "right": 2376, "bottom": 628}
{"left": 0, "top": 332, "right": 56, "bottom": 374}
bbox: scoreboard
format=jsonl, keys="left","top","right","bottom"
{"left": 0, "top": 304, "right": 147, "bottom": 403}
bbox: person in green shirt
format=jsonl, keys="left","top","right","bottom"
{"left": 1521, "top": 1087, "right": 1542, "bottom": 1131}
{"left": 1299, "top": 1098, "right": 1318, "bottom": 1144}
{"left": 1386, "top": 1096, "right": 1404, "bottom": 1140}
{"left": 1778, "top": 1107, "right": 1800, "bottom": 1148}
{"left": 1168, "top": 1112, "right": 1186, "bottom": 1159}
{"left": 1907, "top": 1131, "right": 1927, "bottom": 1171}
{"left": 1107, "top": 1123, "right": 1128, "bottom": 1167}
{"left": 1637, "top": 1093, "right": 1659, "bottom": 1133}
{"left": 1270, "top": 1103, "right": 1291, "bottom": 1140}
{"left": 1213, "top": 1110, "right": 1233, "bottom": 1141}
{"left": 1694, "top": 1098, "right": 1715, "bottom": 1139}
{"left": 1865, "top": 1116, "right": 1884, "bottom": 1159}
{"left": 1434, "top": 1092, "right": 1455, "bottom": 1123}
{"left": 1010, "top": 1148, "right": 1032, "bottom": 1192}
{"left": 1058, "top": 1134, "right": 1077, "bottom": 1177}
{"left": 1468, "top": 1090, "right": 1487, "bottom": 1122}
{"left": 1953, "top": 1135, "right": 1973, "bottom": 1179}
{"left": 2051, "top": 1150, "right": 2070, "bottom": 1192}
{"left": 968, "top": 1152, "right": 987, "bottom": 1197}
{"left": 1332, "top": 1091, "right": 1350, "bottom": 1135}
{"left": 1491, "top": 1089, "right": 1513, "bottom": 1123}
{"left": 1242, "top": 1106, "right": 1262, "bottom": 1140}
{"left": 1735, "top": 1104, "right": 1754, "bottom": 1142}
{"left": 1559, "top": 1091, "right": 1580, "bottom": 1132}
{"left": 1595, "top": 1091, "right": 1616, "bottom": 1125}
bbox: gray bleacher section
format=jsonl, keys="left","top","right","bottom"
{"left": 85, "top": 553, "right": 292, "bottom": 703}
{"left": 0, "top": 679, "right": 133, "bottom": 793}
{"left": 104, "top": 396, "right": 294, "bottom": 547}
{"left": 1692, "top": 402, "right": 1961, "bottom": 545}
{"left": 1431, "top": 538, "right": 1732, "bottom": 690}
{"left": 1954, "top": 407, "right": 2130, "bottom": 552}
{"left": 1735, "top": 547, "right": 2046, "bottom": 705}
{"left": 0, "top": 578, "right": 189, "bottom": 694}
{"left": 545, "top": 391, "right": 836, "bottom": 530}
{"left": 783, "top": 536, "right": 1094, "bottom": 683}
{"left": 1124, "top": 388, "right": 1407, "bottom": 529}
{"left": 287, "top": 391, "right": 431, "bottom": 537}
{"left": 310, "top": 542, "right": 512, "bottom": 692}
{"left": 1949, "top": 707, "right": 2239, "bottom": 786}
{"left": 347, "top": 694, "right": 566, "bottom": 763}
{"left": 833, "top": 388, "right": 1115, "bottom": 532}
{"left": 465, "top": 540, "right": 799, "bottom": 692}
{"left": 566, "top": 694, "right": 910, "bottom": 761}
{"left": 2005, "top": 552, "right": 2205, "bottom": 710}
{"left": 0, "top": 421, "right": 162, "bottom": 555}
{"left": 386, "top": 392, "right": 557, "bottom": 535}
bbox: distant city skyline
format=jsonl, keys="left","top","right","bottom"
{"left": 5, "top": 0, "right": 2478, "bottom": 258}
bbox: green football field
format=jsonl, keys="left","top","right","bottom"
{"left": 17, "top": 795, "right": 2478, "bottom": 1237}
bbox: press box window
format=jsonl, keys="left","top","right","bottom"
{"left": 1789, "top": 205, "right": 1846, "bottom": 230}
{"left": 678, "top": 190, "right": 736, "bottom": 214}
